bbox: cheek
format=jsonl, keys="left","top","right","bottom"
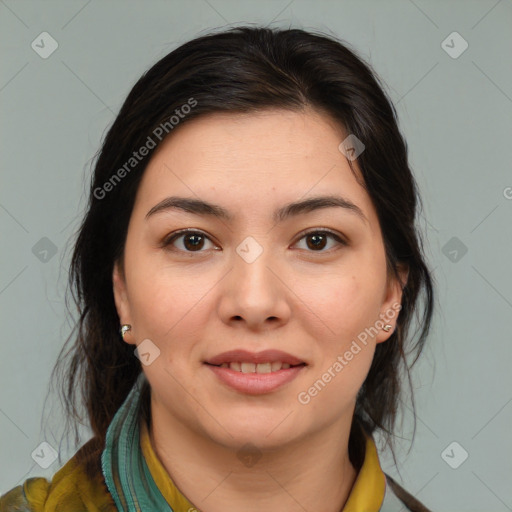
{"left": 306, "top": 270, "right": 383, "bottom": 342}
{"left": 124, "top": 255, "right": 181, "bottom": 333}
{"left": 125, "top": 253, "right": 213, "bottom": 351}
{"left": 319, "top": 348, "right": 376, "bottom": 412}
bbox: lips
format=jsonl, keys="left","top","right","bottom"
{"left": 206, "top": 360, "right": 306, "bottom": 394}
{"left": 204, "top": 349, "right": 306, "bottom": 367}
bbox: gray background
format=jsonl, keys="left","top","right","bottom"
{"left": 1, "top": 1, "right": 511, "bottom": 511}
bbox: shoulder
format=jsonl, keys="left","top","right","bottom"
{"left": 0, "top": 439, "right": 116, "bottom": 512}
{"left": 384, "top": 473, "right": 434, "bottom": 512}
{"left": 1, "top": 477, "right": 51, "bottom": 512}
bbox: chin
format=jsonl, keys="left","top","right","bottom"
{"left": 204, "top": 414, "right": 304, "bottom": 451}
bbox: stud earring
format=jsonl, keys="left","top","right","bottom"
{"left": 120, "top": 324, "right": 132, "bottom": 340}
{"left": 382, "top": 324, "right": 393, "bottom": 332}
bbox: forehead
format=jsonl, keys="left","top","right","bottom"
{"left": 134, "top": 109, "right": 376, "bottom": 226}
{"left": 149, "top": 108, "right": 349, "bottom": 171}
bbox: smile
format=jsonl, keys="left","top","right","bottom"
{"left": 208, "top": 361, "right": 305, "bottom": 373}
{"left": 205, "top": 362, "right": 306, "bottom": 394}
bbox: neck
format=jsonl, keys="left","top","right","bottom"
{"left": 148, "top": 398, "right": 359, "bottom": 512}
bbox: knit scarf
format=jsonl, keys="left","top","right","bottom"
{"left": 101, "top": 372, "right": 172, "bottom": 511}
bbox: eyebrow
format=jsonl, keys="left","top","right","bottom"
{"left": 145, "top": 195, "right": 368, "bottom": 225}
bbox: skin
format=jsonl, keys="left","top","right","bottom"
{"left": 113, "top": 108, "right": 407, "bottom": 512}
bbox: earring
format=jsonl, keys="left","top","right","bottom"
{"left": 120, "top": 324, "right": 132, "bottom": 340}
{"left": 382, "top": 324, "right": 393, "bottom": 332}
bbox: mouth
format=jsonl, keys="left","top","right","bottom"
{"left": 203, "top": 349, "right": 307, "bottom": 395}
{"left": 205, "top": 361, "right": 306, "bottom": 373}
{"left": 204, "top": 349, "right": 307, "bottom": 368}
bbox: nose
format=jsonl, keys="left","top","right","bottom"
{"left": 217, "top": 246, "right": 291, "bottom": 331}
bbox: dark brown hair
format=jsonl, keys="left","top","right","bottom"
{"left": 50, "top": 25, "right": 434, "bottom": 479}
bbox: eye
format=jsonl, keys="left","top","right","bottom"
{"left": 162, "top": 229, "right": 218, "bottom": 253}
{"left": 293, "top": 229, "right": 347, "bottom": 252}
{"left": 161, "top": 228, "right": 347, "bottom": 254}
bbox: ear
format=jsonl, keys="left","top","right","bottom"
{"left": 113, "top": 260, "right": 135, "bottom": 345}
{"left": 375, "top": 263, "right": 409, "bottom": 344}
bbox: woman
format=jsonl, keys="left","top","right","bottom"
{"left": 1, "top": 26, "right": 434, "bottom": 511}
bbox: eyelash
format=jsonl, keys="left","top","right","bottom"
{"left": 161, "top": 228, "right": 348, "bottom": 254}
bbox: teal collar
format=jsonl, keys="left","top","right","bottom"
{"left": 101, "top": 372, "right": 173, "bottom": 511}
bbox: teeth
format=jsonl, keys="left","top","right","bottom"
{"left": 271, "top": 361, "right": 282, "bottom": 372}
{"left": 241, "top": 362, "right": 256, "bottom": 373}
{"left": 256, "top": 362, "right": 272, "bottom": 374}
{"left": 217, "top": 361, "right": 296, "bottom": 373}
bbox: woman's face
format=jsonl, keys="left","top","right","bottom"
{"left": 113, "top": 108, "right": 405, "bottom": 450}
